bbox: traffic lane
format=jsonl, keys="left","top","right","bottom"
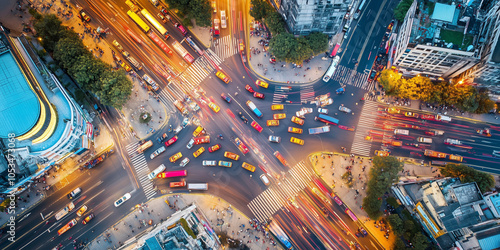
{"left": 274, "top": 210, "right": 326, "bottom": 250}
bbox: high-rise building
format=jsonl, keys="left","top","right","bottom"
{"left": 274, "top": 0, "right": 355, "bottom": 36}
{"left": 392, "top": 0, "right": 479, "bottom": 80}
{"left": 461, "top": 0, "right": 500, "bottom": 96}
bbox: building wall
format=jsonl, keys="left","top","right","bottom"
{"left": 278, "top": 0, "right": 353, "bottom": 36}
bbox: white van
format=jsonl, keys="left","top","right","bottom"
{"left": 220, "top": 11, "right": 227, "bottom": 28}
{"left": 147, "top": 164, "right": 166, "bottom": 179}
{"left": 260, "top": 174, "right": 270, "bottom": 186}
{"left": 436, "top": 115, "right": 452, "bottom": 122}
{"left": 417, "top": 137, "right": 433, "bottom": 144}
{"left": 394, "top": 129, "right": 409, "bottom": 135}
{"left": 67, "top": 187, "right": 82, "bottom": 199}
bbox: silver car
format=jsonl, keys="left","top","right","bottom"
{"left": 338, "top": 105, "right": 352, "bottom": 113}
{"left": 180, "top": 157, "right": 190, "bottom": 167}
{"left": 268, "top": 136, "right": 281, "bottom": 143}
{"left": 186, "top": 138, "right": 195, "bottom": 149}
{"left": 202, "top": 160, "right": 217, "bottom": 166}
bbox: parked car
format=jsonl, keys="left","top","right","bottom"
{"left": 291, "top": 116, "right": 304, "bottom": 126}
{"left": 169, "top": 152, "right": 182, "bottom": 162}
{"left": 186, "top": 138, "right": 195, "bottom": 149}
{"left": 203, "top": 160, "right": 217, "bottom": 166}
{"left": 224, "top": 151, "right": 240, "bottom": 161}
{"left": 318, "top": 108, "right": 328, "bottom": 114}
{"left": 273, "top": 113, "right": 286, "bottom": 120}
{"left": 290, "top": 137, "right": 304, "bottom": 145}
{"left": 253, "top": 92, "right": 265, "bottom": 99}
{"left": 267, "top": 120, "right": 279, "bottom": 126}
{"left": 339, "top": 105, "right": 352, "bottom": 113}
{"left": 208, "top": 144, "right": 221, "bottom": 152}
{"left": 193, "top": 147, "right": 206, "bottom": 158}
{"left": 165, "top": 136, "right": 178, "bottom": 147}
{"left": 288, "top": 127, "right": 303, "bottom": 134}
{"left": 218, "top": 161, "right": 232, "bottom": 167}
{"left": 150, "top": 146, "right": 166, "bottom": 159}
{"left": 179, "top": 157, "right": 190, "bottom": 167}
{"left": 268, "top": 135, "right": 281, "bottom": 143}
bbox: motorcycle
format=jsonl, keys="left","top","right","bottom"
{"left": 219, "top": 134, "right": 223, "bottom": 140}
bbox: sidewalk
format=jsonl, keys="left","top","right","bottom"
{"left": 309, "top": 152, "right": 442, "bottom": 249}
{"left": 86, "top": 194, "right": 279, "bottom": 250}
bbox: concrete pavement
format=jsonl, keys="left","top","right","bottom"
{"left": 86, "top": 194, "right": 279, "bottom": 250}
{"left": 309, "top": 151, "right": 442, "bottom": 250}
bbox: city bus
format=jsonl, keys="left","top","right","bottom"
{"left": 322, "top": 56, "right": 340, "bottom": 82}
{"left": 58, "top": 219, "right": 77, "bottom": 235}
{"left": 127, "top": 10, "right": 150, "bottom": 33}
{"left": 140, "top": 9, "right": 169, "bottom": 39}
{"left": 345, "top": 208, "right": 358, "bottom": 222}
{"left": 148, "top": 31, "right": 173, "bottom": 56}
{"left": 125, "top": 28, "right": 143, "bottom": 44}
{"left": 158, "top": 170, "right": 187, "bottom": 178}
{"left": 187, "top": 183, "right": 208, "bottom": 190}
{"left": 185, "top": 36, "right": 204, "bottom": 55}
{"left": 354, "top": 0, "right": 366, "bottom": 19}
{"left": 329, "top": 43, "right": 340, "bottom": 58}
{"left": 172, "top": 41, "right": 195, "bottom": 64}
{"left": 315, "top": 114, "right": 339, "bottom": 125}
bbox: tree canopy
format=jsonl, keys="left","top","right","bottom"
{"left": 362, "top": 156, "right": 403, "bottom": 219}
{"left": 394, "top": 0, "right": 414, "bottom": 22}
{"left": 164, "top": 0, "right": 212, "bottom": 27}
{"left": 441, "top": 164, "right": 495, "bottom": 193}
{"left": 33, "top": 12, "right": 132, "bottom": 109}
{"left": 265, "top": 11, "right": 286, "bottom": 35}
{"left": 250, "top": 0, "right": 273, "bottom": 20}
{"left": 378, "top": 69, "right": 495, "bottom": 114}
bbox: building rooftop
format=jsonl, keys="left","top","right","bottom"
{"left": 477, "top": 226, "right": 500, "bottom": 250}
{"left": 0, "top": 51, "right": 40, "bottom": 138}
{"left": 432, "top": 3, "right": 457, "bottom": 24}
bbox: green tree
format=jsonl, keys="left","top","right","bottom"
{"left": 250, "top": 0, "right": 272, "bottom": 20}
{"left": 33, "top": 14, "right": 67, "bottom": 52}
{"left": 441, "top": 164, "right": 495, "bottom": 193}
{"left": 53, "top": 37, "right": 88, "bottom": 70}
{"left": 362, "top": 156, "right": 403, "bottom": 220}
{"left": 404, "top": 220, "right": 418, "bottom": 238}
{"left": 288, "top": 36, "right": 313, "bottom": 64}
{"left": 96, "top": 69, "right": 133, "bottom": 109}
{"left": 387, "top": 214, "right": 405, "bottom": 236}
{"left": 386, "top": 197, "right": 399, "bottom": 208}
{"left": 412, "top": 232, "right": 429, "bottom": 250}
{"left": 69, "top": 54, "right": 108, "bottom": 91}
{"left": 305, "top": 32, "right": 329, "bottom": 54}
{"left": 378, "top": 69, "right": 401, "bottom": 95}
{"left": 394, "top": 0, "right": 414, "bottom": 22}
{"left": 164, "top": 0, "right": 212, "bottom": 27}
{"left": 476, "top": 88, "right": 495, "bottom": 113}
{"left": 269, "top": 33, "right": 296, "bottom": 61}
{"left": 266, "top": 11, "right": 286, "bottom": 35}
{"left": 393, "top": 238, "right": 407, "bottom": 250}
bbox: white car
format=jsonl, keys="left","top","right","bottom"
{"left": 493, "top": 150, "right": 500, "bottom": 158}
{"left": 268, "top": 135, "right": 281, "bottom": 143}
{"left": 339, "top": 105, "right": 352, "bottom": 113}
{"left": 150, "top": 146, "right": 166, "bottom": 159}
{"left": 180, "top": 157, "right": 190, "bottom": 167}
{"left": 186, "top": 138, "right": 195, "bottom": 149}
{"left": 260, "top": 174, "right": 270, "bottom": 186}
{"left": 302, "top": 107, "right": 313, "bottom": 114}
{"left": 202, "top": 160, "right": 217, "bottom": 166}
{"left": 318, "top": 108, "right": 328, "bottom": 114}
{"left": 114, "top": 193, "right": 131, "bottom": 207}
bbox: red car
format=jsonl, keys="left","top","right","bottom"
{"left": 253, "top": 92, "right": 265, "bottom": 99}
{"left": 251, "top": 121, "right": 263, "bottom": 133}
{"left": 208, "top": 144, "right": 221, "bottom": 152}
{"left": 333, "top": 195, "right": 343, "bottom": 206}
{"left": 420, "top": 114, "right": 435, "bottom": 120}
{"left": 245, "top": 84, "right": 255, "bottom": 93}
{"left": 235, "top": 138, "right": 249, "bottom": 154}
{"left": 165, "top": 136, "right": 178, "bottom": 147}
{"left": 194, "top": 136, "right": 210, "bottom": 144}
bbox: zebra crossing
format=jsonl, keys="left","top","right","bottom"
{"left": 247, "top": 161, "right": 314, "bottom": 223}
{"left": 213, "top": 35, "right": 238, "bottom": 61}
{"left": 272, "top": 86, "right": 289, "bottom": 104}
{"left": 350, "top": 100, "right": 380, "bottom": 156}
{"left": 333, "top": 65, "right": 373, "bottom": 91}
{"left": 157, "top": 50, "right": 223, "bottom": 104}
{"left": 125, "top": 142, "right": 157, "bottom": 200}
{"left": 300, "top": 86, "right": 315, "bottom": 102}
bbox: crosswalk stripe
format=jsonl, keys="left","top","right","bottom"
{"left": 125, "top": 142, "right": 156, "bottom": 199}
{"left": 349, "top": 100, "right": 379, "bottom": 156}
{"left": 213, "top": 35, "right": 237, "bottom": 60}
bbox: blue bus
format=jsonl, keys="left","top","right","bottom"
{"left": 246, "top": 100, "right": 263, "bottom": 118}
{"left": 315, "top": 114, "right": 339, "bottom": 125}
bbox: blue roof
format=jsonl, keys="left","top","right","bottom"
{"left": 0, "top": 51, "right": 40, "bottom": 138}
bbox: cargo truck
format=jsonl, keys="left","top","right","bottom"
{"left": 424, "top": 149, "right": 447, "bottom": 159}
{"left": 55, "top": 202, "right": 75, "bottom": 220}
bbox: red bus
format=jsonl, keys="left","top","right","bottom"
{"left": 330, "top": 43, "right": 340, "bottom": 57}
{"left": 345, "top": 208, "right": 358, "bottom": 221}
{"left": 158, "top": 170, "right": 187, "bottom": 178}
{"left": 148, "top": 32, "right": 173, "bottom": 56}
{"left": 125, "top": 28, "right": 143, "bottom": 44}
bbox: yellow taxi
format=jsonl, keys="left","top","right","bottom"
{"left": 267, "top": 120, "right": 279, "bottom": 126}
{"left": 120, "top": 62, "right": 132, "bottom": 72}
{"left": 271, "top": 104, "right": 284, "bottom": 110}
{"left": 273, "top": 113, "right": 286, "bottom": 120}
{"left": 288, "top": 127, "right": 303, "bottom": 134}
{"left": 193, "top": 125, "right": 205, "bottom": 137}
{"left": 76, "top": 205, "right": 87, "bottom": 217}
{"left": 169, "top": 152, "right": 183, "bottom": 162}
{"left": 255, "top": 80, "right": 269, "bottom": 88}
{"left": 449, "top": 154, "right": 463, "bottom": 162}
{"left": 374, "top": 150, "right": 390, "bottom": 157}
{"left": 386, "top": 107, "right": 400, "bottom": 114}
{"left": 216, "top": 71, "right": 230, "bottom": 83}
{"left": 193, "top": 147, "right": 205, "bottom": 158}
{"left": 208, "top": 102, "right": 220, "bottom": 113}
{"left": 224, "top": 151, "right": 240, "bottom": 161}
{"left": 218, "top": 161, "right": 232, "bottom": 167}
{"left": 241, "top": 162, "right": 256, "bottom": 172}
{"left": 290, "top": 137, "right": 304, "bottom": 145}
{"left": 291, "top": 116, "right": 305, "bottom": 126}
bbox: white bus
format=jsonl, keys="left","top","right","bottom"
{"left": 354, "top": 0, "right": 366, "bottom": 19}
{"left": 140, "top": 9, "right": 169, "bottom": 39}
{"left": 188, "top": 183, "right": 208, "bottom": 190}
{"left": 322, "top": 56, "right": 340, "bottom": 82}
